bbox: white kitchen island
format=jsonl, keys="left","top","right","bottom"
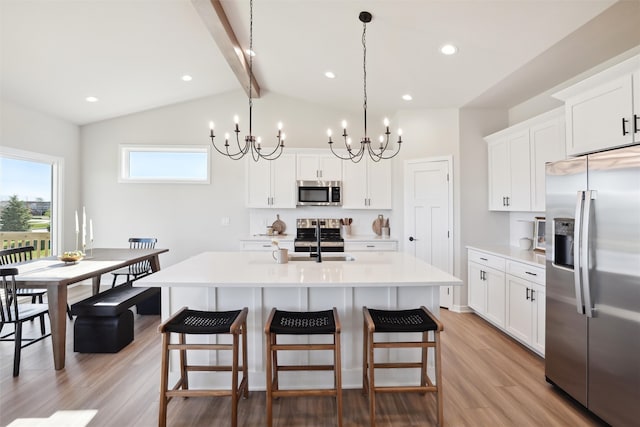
{"left": 137, "top": 251, "right": 462, "bottom": 389}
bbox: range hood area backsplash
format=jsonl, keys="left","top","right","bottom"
{"left": 248, "top": 208, "right": 394, "bottom": 237}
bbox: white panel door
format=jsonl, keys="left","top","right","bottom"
{"left": 367, "top": 159, "right": 392, "bottom": 209}
{"left": 488, "top": 140, "right": 510, "bottom": 210}
{"left": 246, "top": 158, "right": 272, "bottom": 207}
{"left": 508, "top": 130, "right": 531, "bottom": 211}
{"left": 404, "top": 157, "right": 453, "bottom": 308}
{"left": 270, "top": 154, "right": 296, "bottom": 208}
{"left": 530, "top": 118, "right": 566, "bottom": 211}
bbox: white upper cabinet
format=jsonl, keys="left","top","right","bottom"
{"left": 341, "top": 157, "right": 392, "bottom": 209}
{"left": 296, "top": 153, "right": 342, "bottom": 181}
{"left": 553, "top": 54, "right": 640, "bottom": 156}
{"left": 487, "top": 130, "right": 531, "bottom": 211}
{"left": 246, "top": 154, "right": 296, "bottom": 208}
{"left": 529, "top": 115, "right": 566, "bottom": 212}
{"left": 485, "top": 107, "right": 565, "bottom": 212}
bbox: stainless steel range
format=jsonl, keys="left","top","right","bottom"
{"left": 294, "top": 218, "right": 344, "bottom": 253}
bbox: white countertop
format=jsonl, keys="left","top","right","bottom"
{"left": 466, "top": 245, "right": 546, "bottom": 267}
{"left": 240, "top": 234, "right": 398, "bottom": 242}
{"left": 137, "top": 251, "right": 461, "bottom": 288}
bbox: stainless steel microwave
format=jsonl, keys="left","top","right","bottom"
{"left": 296, "top": 180, "right": 342, "bottom": 206}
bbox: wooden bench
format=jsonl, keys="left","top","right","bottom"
{"left": 71, "top": 284, "right": 160, "bottom": 353}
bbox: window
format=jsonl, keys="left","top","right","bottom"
{"left": 0, "top": 147, "right": 62, "bottom": 256}
{"left": 119, "top": 145, "right": 211, "bottom": 183}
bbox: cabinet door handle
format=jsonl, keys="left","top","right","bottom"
{"left": 525, "top": 271, "right": 537, "bottom": 276}
{"left": 502, "top": 197, "right": 506, "bottom": 206}
{"left": 506, "top": 196, "right": 510, "bottom": 207}
{"left": 531, "top": 289, "right": 536, "bottom": 302}
{"left": 622, "top": 117, "right": 629, "bottom": 136}
{"left": 526, "top": 287, "right": 530, "bottom": 300}
{"left": 634, "top": 114, "right": 639, "bottom": 134}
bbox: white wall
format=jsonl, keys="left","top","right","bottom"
{"left": 80, "top": 90, "right": 379, "bottom": 265}
{"left": 0, "top": 100, "right": 80, "bottom": 251}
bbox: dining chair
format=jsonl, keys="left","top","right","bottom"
{"left": 110, "top": 238, "right": 157, "bottom": 288}
{"left": 0, "top": 246, "right": 73, "bottom": 321}
{"left": 0, "top": 267, "right": 51, "bottom": 376}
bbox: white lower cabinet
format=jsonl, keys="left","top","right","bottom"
{"left": 468, "top": 248, "right": 545, "bottom": 356}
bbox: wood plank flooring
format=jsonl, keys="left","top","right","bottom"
{"left": 1, "top": 285, "right": 607, "bottom": 426}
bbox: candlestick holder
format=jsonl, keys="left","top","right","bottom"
{"left": 75, "top": 231, "right": 79, "bottom": 251}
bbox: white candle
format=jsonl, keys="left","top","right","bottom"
{"left": 75, "top": 211, "right": 79, "bottom": 233}
{"left": 90, "top": 219, "right": 94, "bottom": 241}
{"left": 82, "top": 207, "right": 86, "bottom": 248}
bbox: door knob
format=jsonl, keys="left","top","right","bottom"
{"left": 409, "top": 236, "right": 415, "bottom": 241}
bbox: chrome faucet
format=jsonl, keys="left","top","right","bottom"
{"left": 315, "top": 218, "right": 322, "bottom": 263}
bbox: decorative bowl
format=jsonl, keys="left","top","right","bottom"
{"left": 59, "top": 252, "right": 84, "bottom": 263}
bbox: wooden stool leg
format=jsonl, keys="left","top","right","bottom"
{"left": 368, "top": 329, "right": 376, "bottom": 427}
{"left": 179, "top": 333, "right": 188, "bottom": 390}
{"left": 231, "top": 332, "right": 239, "bottom": 427}
{"left": 242, "top": 320, "right": 249, "bottom": 399}
{"left": 435, "top": 330, "right": 443, "bottom": 427}
{"left": 335, "top": 331, "right": 343, "bottom": 427}
{"left": 158, "top": 332, "right": 169, "bottom": 427}
{"left": 421, "top": 331, "right": 428, "bottom": 389}
{"left": 266, "top": 331, "right": 273, "bottom": 427}
{"left": 362, "top": 318, "right": 368, "bottom": 395}
{"left": 271, "top": 333, "right": 279, "bottom": 393}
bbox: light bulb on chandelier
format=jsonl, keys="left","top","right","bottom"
{"left": 328, "top": 11, "right": 402, "bottom": 163}
{"left": 207, "top": 0, "right": 285, "bottom": 161}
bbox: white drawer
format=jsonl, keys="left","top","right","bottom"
{"left": 240, "top": 241, "right": 293, "bottom": 251}
{"left": 506, "top": 260, "right": 545, "bottom": 285}
{"left": 468, "top": 249, "right": 505, "bottom": 271}
{"left": 345, "top": 241, "right": 398, "bottom": 251}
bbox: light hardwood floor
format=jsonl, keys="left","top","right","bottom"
{"left": 1, "top": 285, "right": 607, "bottom": 426}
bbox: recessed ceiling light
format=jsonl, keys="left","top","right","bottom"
{"left": 245, "top": 49, "right": 256, "bottom": 57}
{"left": 85, "top": 96, "right": 99, "bottom": 103}
{"left": 325, "top": 71, "right": 336, "bottom": 79}
{"left": 440, "top": 44, "right": 457, "bottom": 55}
{"left": 402, "top": 94, "right": 413, "bottom": 101}
{"left": 182, "top": 75, "right": 193, "bottom": 82}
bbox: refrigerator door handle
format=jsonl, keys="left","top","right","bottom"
{"left": 582, "top": 190, "right": 596, "bottom": 318}
{"left": 574, "top": 190, "right": 585, "bottom": 315}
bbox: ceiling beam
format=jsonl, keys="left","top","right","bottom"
{"left": 191, "top": 0, "right": 260, "bottom": 98}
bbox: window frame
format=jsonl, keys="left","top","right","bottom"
{"left": 118, "top": 144, "right": 211, "bottom": 184}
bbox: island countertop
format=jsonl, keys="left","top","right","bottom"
{"left": 136, "top": 251, "right": 462, "bottom": 288}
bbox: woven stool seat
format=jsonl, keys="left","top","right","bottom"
{"left": 164, "top": 309, "right": 242, "bottom": 334}
{"left": 268, "top": 309, "right": 336, "bottom": 335}
{"left": 158, "top": 306, "right": 248, "bottom": 427}
{"left": 363, "top": 306, "right": 444, "bottom": 427}
{"left": 367, "top": 308, "right": 437, "bottom": 333}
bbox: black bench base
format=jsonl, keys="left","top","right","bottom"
{"left": 71, "top": 285, "right": 160, "bottom": 353}
{"left": 74, "top": 310, "right": 134, "bottom": 353}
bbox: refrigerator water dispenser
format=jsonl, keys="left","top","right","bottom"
{"left": 553, "top": 218, "right": 574, "bottom": 268}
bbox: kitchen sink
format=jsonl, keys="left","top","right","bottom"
{"left": 288, "top": 254, "right": 355, "bottom": 262}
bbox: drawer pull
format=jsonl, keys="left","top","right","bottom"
{"left": 480, "top": 257, "right": 488, "bottom": 261}
{"left": 366, "top": 245, "right": 375, "bottom": 248}
{"left": 525, "top": 271, "right": 537, "bottom": 276}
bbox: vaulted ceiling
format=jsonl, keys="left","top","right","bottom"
{"left": 1, "top": 0, "right": 639, "bottom": 125}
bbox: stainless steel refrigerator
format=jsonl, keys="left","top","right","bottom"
{"left": 545, "top": 144, "right": 640, "bottom": 426}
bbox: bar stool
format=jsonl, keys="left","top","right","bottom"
{"left": 362, "top": 306, "right": 444, "bottom": 427}
{"left": 158, "top": 306, "right": 248, "bottom": 427}
{"left": 265, "top": 307, "right": 343, "bottom": 427}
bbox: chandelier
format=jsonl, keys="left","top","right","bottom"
{"left": 208, "top": 0, "right": 285, "bottom": 161}
{"left": 328, "top": 11, "right": 402, "bottom": 163}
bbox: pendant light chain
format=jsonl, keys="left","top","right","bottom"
{"left": 207, "top": 0, "right": 285, "bottom": 161}
{"left": 327, "top": 11, "right": 402, "bottom": 163}
{"left": 362, "top": 20, "right": 367, "bottom": 139}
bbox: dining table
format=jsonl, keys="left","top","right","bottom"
{"left": 11, "top": 247, "right": 168, "bottom": 370}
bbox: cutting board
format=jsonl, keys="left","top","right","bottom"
{"left": 272, "top": 214, "right": 286, "bottom": 234}
{"left": 372, "top": 214, "right": 384, "bottom": 236}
